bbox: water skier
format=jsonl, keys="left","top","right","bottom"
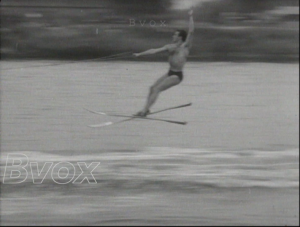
{"left": 134, "top": 8, "right": 194, "bottom": 117}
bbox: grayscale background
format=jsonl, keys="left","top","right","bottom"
{"left": 1, "top": 0, "right": 299, "bottom": 225}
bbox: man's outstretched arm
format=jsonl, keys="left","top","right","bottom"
{"left": 134, "top": 45, "right": 170, "bottom": 57}
{"left": 184, "top": 8, "right": 194, "bottom": 49}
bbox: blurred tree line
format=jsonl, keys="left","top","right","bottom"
{"left": 1, "top": 0, "right": 299, "bottom": 62}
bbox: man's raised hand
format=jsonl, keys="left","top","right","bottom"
{"left": 188, "top": 7, "right": 194, "bottom": 17}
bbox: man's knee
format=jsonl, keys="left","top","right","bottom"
{"left": 150, "top": 85, "right": 160, "bottom": 94}
{"left": 150, "top": 85, "right": 154, "bottom": 92}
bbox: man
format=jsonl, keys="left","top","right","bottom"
{"left": 134, "top": 8, "right": 194, "bottom": 117}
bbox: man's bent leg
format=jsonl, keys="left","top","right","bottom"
{"left": 141, "top": 75, "right": 181, "bottom": 116}
{"left": 146, "top": 74, "right": 168, "bottom": 101}
{"left": 136, "top": 74, "right": 168, "bottom": 116}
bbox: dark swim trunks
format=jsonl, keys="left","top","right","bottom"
{"left": 168, "top": 70, "right": 183, "bottom": 82}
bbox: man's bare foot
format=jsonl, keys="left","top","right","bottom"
{"left": 134, "top": 109, "right": 150, "bottom": 117}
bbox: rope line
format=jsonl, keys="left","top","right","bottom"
{"left": 2, "top": 51, "right": 134, "bottom": 71}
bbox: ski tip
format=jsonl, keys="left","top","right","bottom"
{"left": 84, "top": 108, "right": 107, "bottom": 115}
{"left": 97, "top": 112, "right": 107, "bottom": 115}
{"left": 179, "top": 121, "right": 188, "bottom": 125}
{"left": 88, "top": 122, "right": 113, "bottom": 128}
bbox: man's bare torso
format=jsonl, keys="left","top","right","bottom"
{"left": 167, "top": 44, "right": 189, "bottom": 72}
